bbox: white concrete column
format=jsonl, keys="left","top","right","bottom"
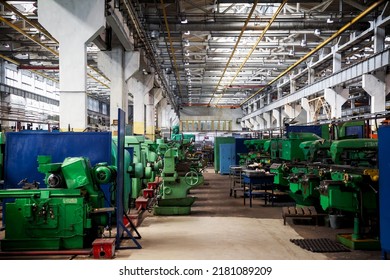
{"left": 156, "top": 97, "right": 166, "bottom": 130}
{"left": 333, "top": 46, "right": 342, "bottom": 73}
{"left": 277, "top": 88, "right": 283, "bottom": 99}
{"left": 324, "top": 87, "right": 349, "bottom": 119}
{"left": 244, "top": 120, "right": 252, "bottom": 130}
{"left": 153, "top": 89, "right": 164, "bottom": 134}
{"left": 98, "top": 49, "right": 140, "bottom": 130}
{"left": 308, "top": 67, "right": 315, "bottom": 84}
{"left": 39, "top": 0, "right": 105, "bottom": 131}
{"left": 290, "top": 76, "right": 297, "bottom": 94}
{"left": 128, "top": 73, "right": 154, "bottom": 135}
{"left": 260, "top": 96, "right": 265, "bottom": 108}
{"left": 145, "top": 88, "right": 160, "bottom": 140}
{"left": 362, "top": 74, "right": 386, "bottom": 114}
{"left": 301, "top": 97, "right": 315, "bottom": 123}
{"left": 272, "top": 109, "right": 280, "bottom": 128}
{"left": 161, "top": 102, "right": 171, "bottom": 129}
{"left": 256, "top": 115, "right": 265, "bottom": 130}
{"left": 263, "top": 112, "right": 271, "bottom": 129}
{"left": 169, "top": 109, "right": 179, "bottom": 127}
{"left": 374, "top": 24, "right": 385, "bottom": 53}
{"left": 284, "top": 103, "right": 301, "bottom": 119}
{"left": 249, "top": 117, "right": 258, "bottom": 130}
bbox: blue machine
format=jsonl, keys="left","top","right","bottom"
{"left": 378, "top": 126, "right": 390, "bottom": 259}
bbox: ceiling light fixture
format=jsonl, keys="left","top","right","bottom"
{"left": 314, "top": 29, "right": 321, "bottom": 36}
{"left": 180, "top": 13, "right": 188, "bottom": 24}
{"left": 10, "top": 13, "right": 16, "bottom": 20}
{"left": 184, "top": 31, "right": 190, "bottom": 35}
{"left": 300, "top": 34, "right": 307, "bottom": 47}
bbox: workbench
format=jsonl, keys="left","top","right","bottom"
{"left": 242, "top": 170, "right": 275, "bottom": 207}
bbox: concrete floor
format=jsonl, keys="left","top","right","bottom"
{"left": 111, "top": 167, "right": 381, "bottom": 260}
{"left": 0, "top": 167, "right": 382, "bottom": 260}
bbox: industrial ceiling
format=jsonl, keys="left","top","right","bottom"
{"left": 0, "top": 0, "right": 387, "bottom": 115}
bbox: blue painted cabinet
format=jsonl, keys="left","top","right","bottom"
{"left": 379, "top": 126, "right": 390, "bottom": 259}
{"left": 219, "top": 143, "right": 236, "bottom": 175}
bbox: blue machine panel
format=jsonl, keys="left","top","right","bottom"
{"left": 220, "top": 143, "right": 236, "bottom": 175}
{"left": 378, "top": 126, "right": 390, "bottom": 259}
{"left": 286, "top": 125, "right": 323, "bottom": 137}
{"left": 345, "top": 125, "right": 364, "bottom": 138}
{"left": 4, "top": 131, "right": 112, "bottom": 188}
{"left": 235, "top": 138, "right": 251, "bottom": 165}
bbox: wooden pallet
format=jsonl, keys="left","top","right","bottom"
{"left": 282, "top": 206, "right": 319, "bottom": 226}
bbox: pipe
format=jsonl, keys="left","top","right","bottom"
{"left": 19, "top": 65, "right": 59, "bottom": 70}
{"left": 207, "top": 0, "right": 259, "bottom": 106}
{"left": 0, "top": 249, "right": 92, "bottom": 256}
{"left": 160, "top": 0, "right": 183, "bottom": 98}
{"left": 214, "top": 0, "right": 287, "bottom": 106}
{"left": 241, "top": 0, "right": 386, "bottom": 106}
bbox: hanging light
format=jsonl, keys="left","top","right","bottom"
{"left": 300, "top": 34, "right": 307, "bottom": 47}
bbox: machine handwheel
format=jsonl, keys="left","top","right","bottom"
{"left": 185, "top": 171, "right": 199, "bottom": 186}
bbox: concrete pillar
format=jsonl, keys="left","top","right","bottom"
{"left": 260, "top": 96, "right": 265, "bottom": 108}
{"left": 128, "top": 73, "right": 154, "bottom": 135}
{"left": 98, "top": 49, "right": 140, "bottom": 129}
{"left": 324, "top": 87, "right": 349, "bottom": 119}
{"left": 153, "top": 89, "right": 164, "bottom": 132}
{"left": 161, "top": 102, "right": 171, "bottom": 129}
{"left": 333, "top": 46, "right": 342, "bottom": 73}
{"left": 169, "top": 108, "right": 179, "bottom": 127}
{"left": 145, "top": 88, "right": 161, "bottom": 140}
{"left": 263, "top": 112, "right": 271, "bottom": 129}
{"left": 277, "top": 88, "right": 283, "bottom": 99}
{"left": 284, "top": 103, "right": 300, "bottom": 119}
{"left": 272, "top": 109, "right": 280, "bottom": 128}
{"left": 249, "top": 117, "right": 258, "bottom": 130}
{"left": 244, "top": 120, "right": 252, "bottom": 130}
{"left": 301, "top": 97, "right": 314, "bottom": 123}
{"left": 308, "top": 67, "right": 315, "bottom": 84}
{"left": 362, "top": 74, "right": 387, "bottom": 114}
{"left": 374, "top": 24, "right": 385, "bottom": 53}
{"left": 256, "top": 115, "right": 265, "bottom": 130}
{"left": 290, "top": 77, "right": 297, "bottom": 94}
{"left": 39, "top": 0, "right": 105, "bottom": 131}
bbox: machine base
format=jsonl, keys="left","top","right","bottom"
{"left": 153, "top": 206, "right": 192, "bottom": 215}
{"left": 1, "top": 238, "right": 62, "bottom": 251}
{"left": 157, "top": 197, "right": 196, "bottom": 207}
{"left": 336, "top": 233, "right": 381, "bottom": 250}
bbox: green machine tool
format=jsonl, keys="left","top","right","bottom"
{"left": 238, "top": 139, "right": 269, "bottom": 165}
{"left": 0, "top": 155, "right": 117, "bottom": 251}
{"left": 284, "top": 139, "right": 332, "bottom": 207}
{"left": 269, "top": 133, "right": 321, "bottom": 192}
{"left": 112, "top": 136, "right": 159, "bottom": 208}
{"left": 153, "top": 138, "right": 205, "bottom": 215}
{"left": 317, "top": 139, "right": 380, "bottom": 250}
